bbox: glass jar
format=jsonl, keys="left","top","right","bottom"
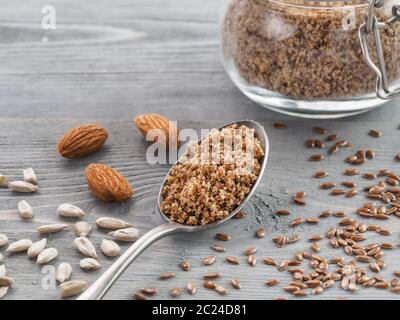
{"left": 221, "top": 0, "right": 400, "bottom": 118}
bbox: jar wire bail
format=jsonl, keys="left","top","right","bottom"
{"left": 358, "top": 0, "right": 400, "bottom": 99}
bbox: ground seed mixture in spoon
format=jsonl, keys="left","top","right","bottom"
{"left": 160, "top": 124, "right": 264, "bottom": 225}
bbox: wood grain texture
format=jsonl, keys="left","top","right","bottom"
{"left": 0, "top": 0, "right": 400, "bottom": 300}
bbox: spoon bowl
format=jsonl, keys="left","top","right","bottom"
{"left": 78, "top": 120, "right": 269, "bottom": 300}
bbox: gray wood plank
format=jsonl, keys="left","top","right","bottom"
{"left": 0, "top": 0, "right": 400, "bottom": 300}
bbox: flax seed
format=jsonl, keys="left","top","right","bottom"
{"left": 272, "top": 122, "right": 286, "bottom": 129}
{"left": 204, "top": 272, "right": 220, "bottom": 279}
{"left": 293, "top": 197, "right": 306, "bottom": 205}
{"left": 309, "top": 154, "right": 324, "bottom": 162}
{"left": 329, "top": 144, "right": 339, "bottom": 154}
{"left": 247, "top": 255, "right": 256, "bottom": 267}
{"left": 314, "top": 171, "right": 329, "bottom": 178}
{"left": 314, "top": 127, "right": 328, "bottom": 134}
{"left": 345, "top": 189, "right": 358, "bottom": 198}
{"left": 319, "top": 210, "right": 332, "bottom": 218}
{"left": 275, "top": 209, "right": 290, "bottom": 216}
{"left": 306, "top": 218, "right": 319, "bottom": 224}
{"left": 331, "top": 189, "right": 346, "bottom": 195}
{"left": 263, "top": 257, "right": 277, "bottom": 266}
{"left": 309, "top": 234, "right": 323, "bottom": 241}
{"left": 368, "top": 129, "right": 382, "bottom": 138}
{"left": 363, "top": 173, "right": 377, "bottom": 180}
{"left": 255, "top": 227, "right": 266, "bottom": 238}
{"left": 366, "top": 150, "right": 375, "bottom": 159}
{"left": 202, "top": 256, "right": 216, "bottom": 266}
{"left": 278, "top": 260, "right": 289, "bottom": 272}
{"left": 244, "top": 247, "right": 257, "bottom": 256}
{"left": 231, "top": 279, "right": 241, "bottom": 290}
{"left": 315, "top": 140, "right": 325, "bottom": 148}
{"left": 344, "top": 168, "right": 359, "bottom": 176}
{"left": 320, "top": 182, "right": 336, "bottom": 189}
{"left": 180, "top": 261, "right": 191, "bottom": 271}
{"left": 233, "top": 211, "right": 247, "bottom": 219}
{"left": 203, "top": 280, "right": 216, "bottom": 289}
{"left": 215, "top": 233, "right": 231, "bottom": 241}
{"left": 187, "top": 282, "right": 197, "bottom": 295}
{"left": 265, "top": 279, "right": 280, "bottom": 286}
{"left": 342, "top": 181, "right": 357, "bottom": 188}
{"left": 290, "top": 218, "right": 304, "bottom": 227}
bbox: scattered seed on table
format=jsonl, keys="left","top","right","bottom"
{"left": 159, "top": 272, "right": 175, "bottom": 280}
{"left": 265, "top": 279, "right": 279, "bottom": 286}
{"left": 314, "top": 171, "right": 329, "bottom": 178}
{"left": 319, "top": 210, "right": 332, "bottom": 218}
{"left": 244, "top": 247, "right": 257, "bottom": 255}
{"left": 278, "top": 260, "right": 289, "bottom": 271}
{"left": 275, "top": 209, "right": 290, "bottom": 216}
{"left": 320, "top": 182, "right": 336, "bottom": 189}
{"left": 331, "top": 189, "right": 346, "bottom": 196}
{"left": 226, "top": 256, "right": 239, "bottom": 265}
{"left": 247, "top": 255, "right": 256, "bottom": 267}
{"left": 204, "top": 272, "right": 220, "bottom": 279}
{"left": 314, "top": 127, "right": 328, "bottom": 134}
{"left": 362, "top": 173, "right": 377, "bottom": 180}
{"left": 366, "top": 150, "right": 375, "bottom": 159}
{"left": 294, "top": 191, "right": 306, "bottom": 198}
{"left": 290, "top": 218, "right": 304, "bottom": 227}
{"left": 368, "top": 129, "right": 382, "bottom": 138}
{"left": 311, "top": 243, "right": 320, "bottom": 252}
{"left": 396, "top": 153, "right": 400, "bottom": 161}
{"left": 202, "top": 256, "right": 216, "bottom": 266}
{"left": 309, "top": 154, "right": 324, "bottom": 162}
{"left": 342, "top": 181, "right": 357, "bottom": 188}
{"left": 344, "top": 168, "right": 359, "bottom": 176}
{"left": 170, "top": 287, "right": 181, "bottom": 298}
{"left": 327, "top": 134, "right": 338, "bottom": 141}
{"left": 180, "top": 261, "right": 191, "bottom": 271}
{"left": 306, "top": 218, "right": 319, "bottom": 224}
{"left": 315, "top": 140, "right": 325, "bottom": 148}
{"left": 233, "top": 211, "right": 247, "bottom": 219}
{"left": 215, "top": 233, "right": 231, "bottom": 241}
{"left": 255, "top": 228, "right": 266, "bottom": 238}
{"left": 272, "top": 122, "right": 286, "bottom": 129}
{"left": 231, "top": 279, "right": 241, "bottom": 290}
{"left": 134, "top": 292, "right": 147, "bottom": 300}
{"left": 308, "top": 234, "right": 322, "bottom": 241}
{"left": 203, "top": 280, "right": 216, "bottom": 289}
{"left": 293, "top": 197, "right": 306, "bottom": 205}
{"left": 263, "top": 257, "right": 277, "bottom": 266}
{"left": 141, "top": 287, "right": 157, "bottom": 296}
{"left": 187, "top": 282, "right": 197, "bottom": 295}
{"left": 330, "top": 144, "right": 341, "bottom": 154}
{"left": 211, "top": 244, "right": 225, "bottom": 252}
{"left": 215, "top": 285, "right": 228, "bottom": 295}
{"left": 345, "top": 189, "right": 358, "bottom": 198}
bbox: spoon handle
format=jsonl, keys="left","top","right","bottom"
{"left": 77, "top": 223, "right": 180, "bottom": 300}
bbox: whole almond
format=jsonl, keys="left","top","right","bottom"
{"left": 57, "top": 203, "right": 86, "bottom": 218}
{"left": 108, "top": 227, "right": 139, "bottom": 242}
{"left": 74, "top": 221, "right": 92, "bottom": 237}
{"left": 57, "top": 124, "right": 108, "bottom": 158}
{"left": 56, "top": 263, "right": 72, "bottom": 283}
{"left": 23, "top": 167, "right": 38, "bottom": 185}
{"left": 80, "top": 258, "right": 101, "bottom": 270}
{"left": 101, "top": 239, "right": 121, "bottom": 257}
{"left": 74, "top": 237, "right": 97, "bottom": 258}
{"left": 134, "top": 113, "right": 178, "bottom": 146}
{"left": 0, "top": 234, "right": 8, "bottom": 247}
{"left": 18, "top": 200, "right": 34, "bottom": 219}
{"left": 27, "top": 238, "right": 47, "bottom": 258}
{"left": 60, "top": 280, "right": 87, "bottom": 298}
{"left": 96, "top": 217, "right": 132, "bottom": 230}
{"left": 37, "top": 248, "right": 58, "bottom": 265}
{"left": 37, "top": 224, "right": 69, "bottom": 235}
{"left": 6, "top": 239, "right": 33, "bottom": 253}
{"left": 9, "top": 181, "right": 39, "bottom": 193}
{"left": 85, "top": 164, "right": 133, "bottom": 203}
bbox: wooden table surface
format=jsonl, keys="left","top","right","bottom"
{"left": 1, "top": 0, "right": 400, "bottom": 300}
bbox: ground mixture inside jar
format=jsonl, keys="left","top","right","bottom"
{"left": 222, "top": 0, "right": 400, "bottom": 99}
{"left": 160, "top": 124, "right": 264, "bottom": 226}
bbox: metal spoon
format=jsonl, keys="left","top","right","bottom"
{"left": 78, "top": 120, "right": 269, "bottom": 300}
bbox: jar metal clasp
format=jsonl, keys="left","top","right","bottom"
{"left": 358, "top": 0, "right": 400, "bottom": 99}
